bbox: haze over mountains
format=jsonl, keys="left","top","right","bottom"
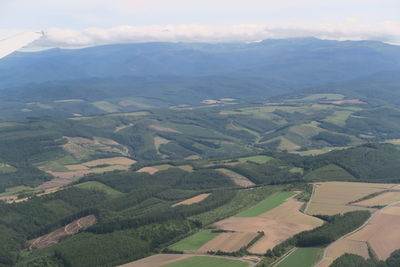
{"left": 0, "top": 37, "right": 399, "bottom": 117}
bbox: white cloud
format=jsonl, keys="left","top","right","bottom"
{"left": 27, "top": 21, "right": 400, "bottom": 49}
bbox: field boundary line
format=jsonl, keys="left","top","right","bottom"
{"left": 314, "top": 200, "right": 400, "bottom": 267}
{"left": 271, "top": 247, "right": 297, "bottom": 267}
{"left": 303, "top": 183, "right": 315, "bottom": 214}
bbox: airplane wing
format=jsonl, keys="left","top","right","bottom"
{"left": 0, "top": 31, "right": 43, "bottom": 59}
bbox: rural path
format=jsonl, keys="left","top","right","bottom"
{"left": 303, "top": 183, "right": 316, "bottom": 215}
{"left": 314, "top": 200, "right": 400, "bottom": 267}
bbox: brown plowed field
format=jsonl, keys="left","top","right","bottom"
{"left": 28, "top": 215, "right": 97, "bottom": 249}
{"left": 198, "top": 232, "right": 258, "bottom": 253}
{"left": 319, "top": 239, "right": 369, "bottom": 267}
{"left": 307, "top": 182, "right": 394, "bottom": 215}
{"left": 172, "top": 193, "right": 210, "bottom": 207}
{"left": 216, "top": 168, "right": 255, "bottom": 187}
{"left": 213, "top": 198, "right": 323, "bottom": 254}
{"left": 346, "top": 203, "right": 400, "bottom": 260}
{"left": 354, "top": 191, "right": 400, "bottom": 207}
{"left": 120, "top": 254, "right": 191, "bottom": 267}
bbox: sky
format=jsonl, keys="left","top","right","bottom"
{"left": 0, "top": 0, "right": 399, "bottom": 48}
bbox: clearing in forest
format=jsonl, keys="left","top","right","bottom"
{"left": 172, "top": 193, "right": 210, "bottom": 207}
{"left": 306, "top": 182, "right": 395, "bottom": 215}
{"left": 216, "top": 168, "right": 255, "bottom": 187}
{"left": 28, "top": 215, "right": 97, "bottom": 249}
{"left": 170, "top": 230, "right": 218, "bottom": 251}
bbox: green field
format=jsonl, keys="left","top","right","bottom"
{"left": 238, "top": 155, "right": 272, "bottom": 164}
{"left": 304, "top": 163, "right": 355, "bottom": 181}
{"left": 170, "top": 230, "right": 219, "bottom": 251}
{"left": 275, "top": 247, "right": 322, "bottom": 267}
{"left": 236, "top": 191, "right": 295, "bottom": 217}
{"left": 74, "top": 181, "right": 123, "bottom": 197}
{"left": 162, "top": 256, "right": 248, "bottom": 267}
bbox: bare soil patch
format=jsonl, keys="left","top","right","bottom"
{"left": 216, "top": 168, "right": 255, "bottom": 187}
{"left": 28, "top": 215, "right": 97, "bottom": 249}
{"left": 172, "top": 193, "right": 210, "bottom": 207}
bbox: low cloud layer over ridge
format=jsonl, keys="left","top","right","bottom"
{"left": 17, "top": 21, "right": 400, "bottom": 49}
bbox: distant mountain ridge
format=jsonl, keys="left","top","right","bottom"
{"left": 0, "top": 38, "right": 400, "bottom": 118}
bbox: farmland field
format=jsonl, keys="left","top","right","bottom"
{"left": 319, "top": 239, "right": 369, "bottom": 267}
{"left": 236, "top": 192, "right": 295, "bottom": 217}
{"left": 216, "top": 168, "right": 255, "bottom": 187}
{"left": 354, "top": 189, "right": 400, "bottom": 207}
{"left": 197, "top": 232, "right": 258, "bottom": 253}
{"left": 214, "top": 198, "right": 323, "bottom": 254}
{"left": 275, "top": 247, "right": 322, "bottom": 267}
{"left": 346, "top": 203, "right": 400, "bottom": 260}
{"left": 238, "top": 155, "right": 272, "bottom": 164}
{"left": 170, "top": 230, "right": 219, "bottom": 251}
{"left": 306, "top": 182, "right": 394, "bottom": 215}
{"left": 121, "top": 254, "right": 191, "bottom": 267}
{"left": 74, "top": 181, "right": 123, "bottom": 197}
{"left": 171, "top": 193, "right": 210, "bottom": 207}
{"left": 162, "top": 256, "right": 249, "bottom": 267}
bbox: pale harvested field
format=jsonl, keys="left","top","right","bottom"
{"left": 354, "top": 191, "right": 400, "bottom": 207}
{"left": 154, "top": 136, "right": 170, "bottom": 150}
{"left": 149, "top": 125, "right": 181, "bottom": 133}
{"left": 48, "top": 157, "right": 135, "bottom": 178}
{"left": 153, "top": 164, "right": 174, "bottom": 171}
{"left": 172, "top": 193, "right": 210, "bottom": 207}
{"left": 214, "top": 198, "right": 323, "bottom": 254}
{"left": 177, "top": 165, "right": 193, "bottom": 172}
{"left": 198, "top": 232, "right": 258, "bottom": 253}
{"left": 319, "top": 239, "right": 369, "bottom": 267}
{"left": 38, "top": 179, "right": 72, "bottom": 190}
{"left": 306, "top": 182, "right": 395, "bottom": 215}
{"left": 185, "top": 155, "right": 202, "bottom": 160}
{"left": 28, "top": 215, "right": 97, "bottom": 249}
{"left": 137, "top": 167, "right": 159, "bottom": 174}
{"left": 120, "top": 254, "right": 191, "bottom": 267}
{"left": 347, "top": 203, "right": 400, "bottom": 260}
{"left": 81, "top": 157, "right": 136, "bottom": 167}
{"left": 217, "top": 168, "right": 255, "bottom": 187}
